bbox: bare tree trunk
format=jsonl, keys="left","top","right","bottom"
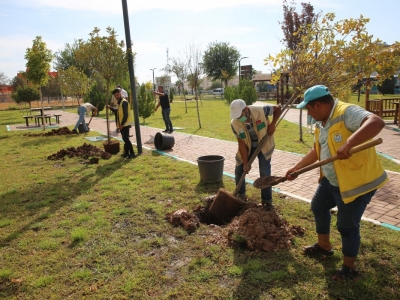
{"left": 41, "top": 87, "right": 46, "bottom": 131}
{"left": 299, "top": 108, "right": 303, "bottom": 142}
{"left": 195, "top": 87, "right": 201, "bottom": 128}
{"left": 106, "top": 81, "right": 111, "bottom": 141}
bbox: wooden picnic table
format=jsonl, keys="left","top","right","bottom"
{"left": 30, "top": 107, "right": 52, "bottom": 116}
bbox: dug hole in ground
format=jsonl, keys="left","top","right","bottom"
{"left": 166, "top": 193, "right": 306, "bottom": 252}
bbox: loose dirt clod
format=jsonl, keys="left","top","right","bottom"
{"left": 47, "top": 143, "right": 111, "bottom": 163}
{"left": 24, "top": 127, "right": 76, "bottom": 136}
{"left": 165, "top": 209, "right": 200, "bottom": 234}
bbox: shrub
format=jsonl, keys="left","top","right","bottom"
{"left": 137, "top": 84, "right": 155, "bottom": 124}
{"left": 224, "top": 79, "right": 257, "bottom": 105}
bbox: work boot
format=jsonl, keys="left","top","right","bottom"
{"left": 121, "top": 152, "right": 129, "bottom": 158}
{"left": 262, "top": 203, "right": 275, "bottom": 211}
{"left": 126, "top": 153, "right": 136, "bottom": 159}
{"left": 72, "top": 129, "right": 78, "bottom": 135}
{"left": 236, "top": 193, "right": 248, "bottom": 202}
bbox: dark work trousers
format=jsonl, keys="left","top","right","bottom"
{"left": 114, "top": 112, "right": 118, "bottom": 128}
{"left": 120, "top": 126, "right": 135, "bottom": 156}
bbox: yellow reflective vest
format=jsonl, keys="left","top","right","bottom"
{"left": 117, "top": 98, "right": 134, "bottom": 127}
{"left": 231, "top": 106, "right": 275, "bottom": 166}
{"left": 315, "top": 101, "right": 388, "bottom": 204}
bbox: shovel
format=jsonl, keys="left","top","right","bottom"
{"left": 253, "top": 138, "right": 383, "bottom": 189}
{"left": 208, "top": 133, "right": 272, "bottom": 223}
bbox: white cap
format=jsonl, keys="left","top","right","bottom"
{"left": 230, "top": 99, "right": 246, "bottom": 119}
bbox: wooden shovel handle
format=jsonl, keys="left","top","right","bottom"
{"left": 233, "top": 133, "right": 271, "bottom": 195}
{"left": 290, "top": 138, "right": 382, "bottom": 177}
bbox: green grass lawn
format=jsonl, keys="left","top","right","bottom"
{"left": 1, "top": 97, "right": 400, "bottom": 299}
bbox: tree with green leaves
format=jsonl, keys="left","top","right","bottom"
{"left": 10, "top": 75, "right": 27, "bottom": 91}
{"left": 203, "top": 41, "right": 240, "bottom": 87}
{"left": 53, "top": 40, "right": 82, "bottom": 72}
{"left": 378, "top": 76, "right": 395, "bottom": 95}
{"left": 58, "top": 66, "right": 91, "bottom": 106}
{"left": 137, "top": 84, "right": 155, "bottom": 124}
{"left": 11, "top": 85, "right": 40, "bottom": 108}
{"left": 25, "top": 36, "right": 53, "bottom": 129}
{"left": 75, "top": 27, "right": 132, "bottom": 137}
{"left": 84, "top": 82, "right": 106, "bottom": 114}
{"left": 75, "top": 27, "right": 129, "bottom": 103}
{"left": 42, "top": 75, "right": 61, "bottom": 102}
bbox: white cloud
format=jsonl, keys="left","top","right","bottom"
{"left": 0, "top": 36, "right": 31, "bottom": 59}
{"left": 132, "top": 42, "right": 164, "bottom": 54}
{"left": 0, "top": 35, "right": 66, "bottom": 78}
{"left": 17, "top": 0, "right": 282, "bottom": 14}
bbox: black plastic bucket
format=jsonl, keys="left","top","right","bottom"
{"left": 78, "top": 123, "right": 90, "bottom": 133}
{"left": 197, "top": 155, "right": 225, "bottom": 183}
{"left": 154, "top": 132, "right": 175, "bottom": 150}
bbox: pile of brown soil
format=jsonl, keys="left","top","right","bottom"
{"left": 222, "top": 208, "right": 305, "bottom": 251}
{"left": 166, "top": 194, "right": 305, "bottom": 252}
{"left": 47, "top": 143, "right": 111, "bottom": 163}
{"left": 24, "top": 127, "right": 76, "bottom": 136}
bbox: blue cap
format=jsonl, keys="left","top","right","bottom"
{"left": 297, "top": 85, "right": 330, "bottom": 109}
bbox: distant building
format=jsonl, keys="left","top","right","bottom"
{"left": 155, "top": 76, "right": 172, "bottom": 92}
{"left": 0, "top": 84, "right": 13, "bottom": 103}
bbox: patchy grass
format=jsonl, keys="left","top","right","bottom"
{"left": 1, "top": 103, "right": 400, "bottom": 299}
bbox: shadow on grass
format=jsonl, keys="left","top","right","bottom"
{"left": 0, "top": 159, "right": 126, "bottom": 248}
{"left": 195, "top": 180, "right": 226, "bottom": 195}
{"left": 231, "top": 247, "right": 340, "bottom": 299}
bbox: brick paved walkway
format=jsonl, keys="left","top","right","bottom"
{"left": 8, "top": 108, "right": 400, "bottom": 230}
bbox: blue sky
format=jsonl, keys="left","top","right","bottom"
{"left": 0, "top": 0, "right": 398, "bottom": 85}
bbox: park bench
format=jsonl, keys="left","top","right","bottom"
{"left": 53, "top": 114, "right": 62, "bottom": 124}
{"left": 22, "top": 116, "right": 33, "bottom": 127}
{"left": 34, "top": 114, "right": 52, "bottom": 126}
{"left": 366, "top": 98, "right": 400, "bottom": 124}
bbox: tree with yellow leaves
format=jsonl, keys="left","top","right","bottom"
{"left": 265, "top": 13, "right": 400, "bottom": 103}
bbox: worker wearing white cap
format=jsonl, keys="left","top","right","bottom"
{"left": 230, "top": 99, "right": 282, "bottom": 210}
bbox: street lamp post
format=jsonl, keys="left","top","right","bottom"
{"left": 150, "top": 68, "right": 157, "bottom": 91}
{"left": 238, "top": 56, "right": 248, "bottom": 82}
{"left": 121, "top": 0, "right": 142, "bottom": 154}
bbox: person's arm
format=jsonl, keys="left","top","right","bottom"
{"left": 106, "top": 105, "right": 117, "bottom": 114}
{"left": 336, "top": 114, "right": 385, "bottom": 159}
{"left": 286, "top": 144, "right": 319, "bottom": 180}
{"left": 267, "top": 105, "right": 282, "bottom": 136}
{"left": 238, "top": 139, "right": 251, "bottom": 173}
{"left": 155, "top": 99, "right": 161, "bottom": 111}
